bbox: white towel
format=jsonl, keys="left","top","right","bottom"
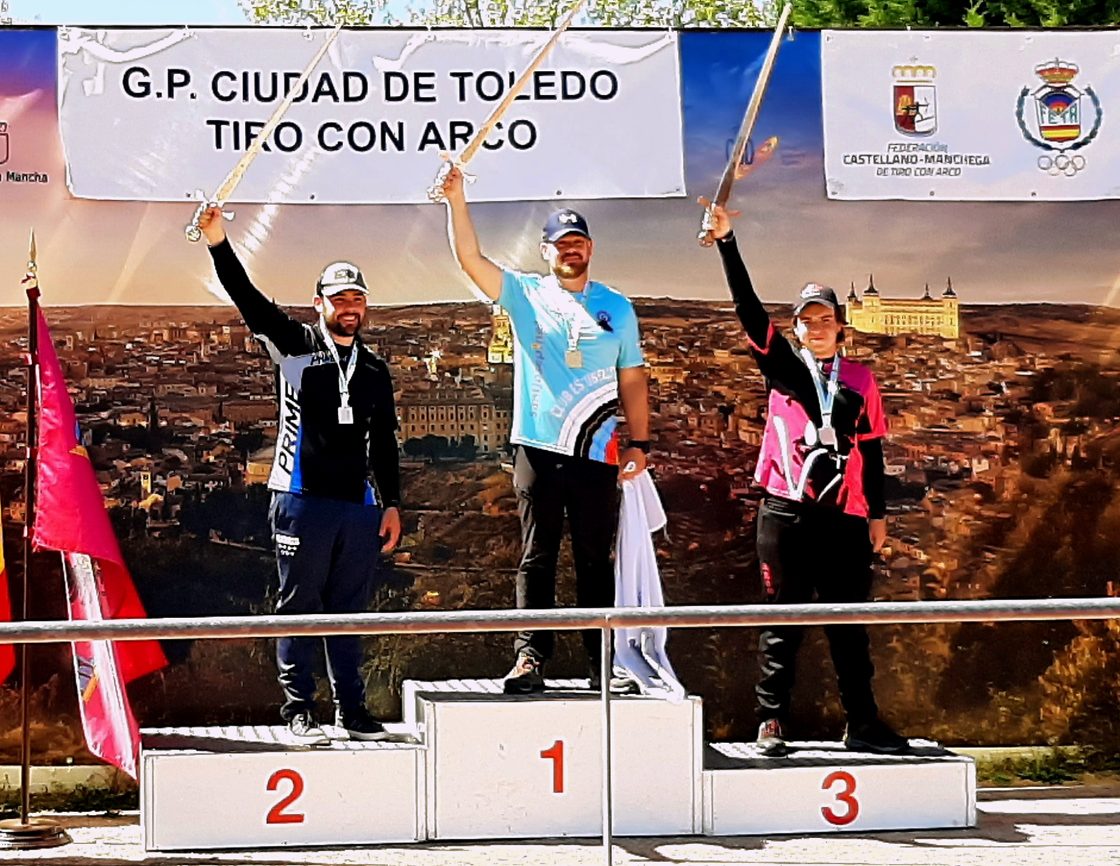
{"left": 613, "top": 471, "right": 686, "bottom": 702}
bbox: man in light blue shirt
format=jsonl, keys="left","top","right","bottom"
{"left": 440, "top": 164, "right": 651, "bottom": 693}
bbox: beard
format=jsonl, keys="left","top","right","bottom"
{"left": 325, "top": 313, "right": 362, "bottom": 337}
{"left": 551, "top": 258, "right": 588, "bottom": 280}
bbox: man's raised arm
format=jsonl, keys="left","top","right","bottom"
{"left": 439, "top": 164, "right": 504, "bottom": 302}
{"left": 197, "top": 205, "right": 306, "bottom": 353}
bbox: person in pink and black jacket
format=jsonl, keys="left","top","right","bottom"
{"left": 703, "top": 200, "right": 910, "bottom": 757}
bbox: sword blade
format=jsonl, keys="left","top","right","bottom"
{"left": 712, "top": 3, "right": 791, "bottom": 207}
{"left": 458, "top": 0, "right": 588, "bottom": 166}
{"left": 212, "top": 23, "right": 342, "bottom": 204}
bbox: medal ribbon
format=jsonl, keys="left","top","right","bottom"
{"left": 318, "top": 317, "right": 359, "bottom": 407}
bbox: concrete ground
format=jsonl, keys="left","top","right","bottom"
{"left": 1, "top": 786, "right": 1118, "bottom": 866}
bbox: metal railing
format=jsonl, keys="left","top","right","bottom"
{"left": 3, "top": 596, "right": 1118, "bottom": 863}
{"left": 3, "top": 597, "right": 1120, "bottom": 643}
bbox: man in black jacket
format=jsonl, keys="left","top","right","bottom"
{"left": 197, "top": 206, "right": 401, "bottom": 745}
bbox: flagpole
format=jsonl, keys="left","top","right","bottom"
{"left": 0, "top": 231, "right": 70, "bottom": 850}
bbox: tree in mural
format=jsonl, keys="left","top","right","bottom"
{"left": 240, "top": 0, "right": 772, "bottom": 27}
{"left": 241, "top": 0, "right": 1119, "bottom": 26}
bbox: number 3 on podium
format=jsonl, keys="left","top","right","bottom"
{"left": 820, "top": 770, "right": 859, "bottom": 826}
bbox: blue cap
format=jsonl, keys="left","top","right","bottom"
{"left": 542, "top": 209, "right": 591, "bottom": 243}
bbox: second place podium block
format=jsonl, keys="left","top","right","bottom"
{"left": 141, "top": 725, "right": 425, "bottom": 851}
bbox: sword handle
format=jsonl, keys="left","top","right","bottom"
{"left": 697, "top": 205, "right": 717, "bottom": 248}
{"left": 426, "top": 160, "right": 477, "bottom": 203}
{"left": 184, "top": 198, "right": 209, "bottom": 243}
{"left": 426, "top": 160, "right": 452, "bottom": 204}
{"left": 185, "top": 199, "right": 233, "bottom": 243}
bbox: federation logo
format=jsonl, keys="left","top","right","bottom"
{"left": 1016, "top": 58, "right": 1102, "bottom": 176}
{"left": 0, "top": 122, "right": 8, "bottom": 166}
{"left": 892, "top": 64, "right": 937, "bottom": 136}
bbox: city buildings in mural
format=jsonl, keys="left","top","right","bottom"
{"left": 1, "top": 287, "right": 1118, "bottom": 753}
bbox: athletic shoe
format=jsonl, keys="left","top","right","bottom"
{"left": 844, "top": 718, "right": 910, "bottom": 754}
{"left": 756, "top": 718, "right": 788, "bottom": 757}
{"left": 503, "top": 651, "right": 545, "bottom": 694}
{"left": 588, "top": 663, "right": 640, "bottom": 694}
{"left": 335, "top": 705, "right": 391, "bottom": 742}
{"left": 288, "top": 711, "right": 329, "bottom": 746}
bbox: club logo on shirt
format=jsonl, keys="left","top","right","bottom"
{"left": 275, "top": 533, "right": 301, "bottom": 557}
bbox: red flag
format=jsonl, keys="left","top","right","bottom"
{"left": 32, "top": 308, "right": 166, "bottom": 778}
{"left": 0, "top": 508, "right": 14, "bottom": 685}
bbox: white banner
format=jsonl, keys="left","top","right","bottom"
{"left": 57, "top": 27, "right": 683, "bottom": 204}
{"left": 822, "top": 30, "right": 1120, "bottom": 201}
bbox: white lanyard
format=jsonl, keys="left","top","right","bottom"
{"left": 555, "top": 278, "right": 588, "bottom": 352}
{"left": 799, "top": 348, "right": 840, "bottom": 434}
{"left": 318, "top": 317, "right": 359, "bottom": 407}
{"left": 547, "top": 276, "right": 589, "bottom": 365}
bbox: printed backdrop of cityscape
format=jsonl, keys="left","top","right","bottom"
{"left": 2, "top": 26, "right": 1119, "bottom": 758}
{"left": 1, "top": 289, "right": 1119, "bottom": 761}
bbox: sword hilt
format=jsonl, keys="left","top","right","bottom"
{"left": 697, "top": 204, "right": 717, "bottom": 248}
{"left": 426, "top": 159, "right": 477, "bottom": 203}
{"left": 185, "top": 198, "right": 234, "bottom": 243}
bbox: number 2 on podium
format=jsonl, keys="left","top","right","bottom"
{"left": 266, "top": 768, "right": 306, "bottom": 824}
{"left": 540, "top": 740, "right": 565, "bottom": 793}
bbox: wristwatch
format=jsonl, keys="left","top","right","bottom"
{"left": 626, "top": 439, "right": 651, "bottom": 454}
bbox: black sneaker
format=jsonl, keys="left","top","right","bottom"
{"left": 335, "top": 705, "right": 391, "bottom": 742}
{"left": 288, "top": 711, "right": 329, "bottom": 746}
{"left": 756, "top": 718, "right": 788, "bottom": 757}
{"left": 588, "top": 664, "right": 639, "bottom": 694}
{"left": 844, "top": 718, "right": 909, "bottom": 754}
{"left": 503, "top": 651, "right": 545, "bottom": 694}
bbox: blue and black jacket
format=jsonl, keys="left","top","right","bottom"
{"left": 209, "top": 239, "right": 401, "bottom": 508}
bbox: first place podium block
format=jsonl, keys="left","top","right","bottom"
{"left": 403, "top": 678, "right": 703, "bottom": 839}
{"left": 140, "top": 725, "right": 425, "bottom": 851}
{"left": 703, "top": 741, "right": 976, "bottom": 835}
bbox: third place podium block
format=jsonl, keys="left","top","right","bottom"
{"left": 703, "top": 740, "right": 977, "bottom": 835}
{"left": 402, "top": 678, "right": 703, "bottom": 839}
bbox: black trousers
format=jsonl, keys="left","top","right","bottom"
{"left": 512, "top": 445, "right": 619, "bottom": 662}
{"left": 755, "top": 496, "right": 879, "bottom": 727}
{"left": 270, "top": 492, "right": 382, "bottom": 722}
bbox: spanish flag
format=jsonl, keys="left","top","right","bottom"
{"left": 32, "top": 308, "right": 166, "bottom": 778}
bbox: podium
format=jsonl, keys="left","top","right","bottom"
{"left": 140, "top": 725, "right": 425, "bottom": 851}
{"left": 404, "top": 678, "right": 703, "bottom": 838}
{"left": 703, "top": 741, "right": 976, "bottom": 835}
{"left": 139, "top": 682, "right": 976, "bottom": 851}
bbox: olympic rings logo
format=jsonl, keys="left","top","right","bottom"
{"left": 1036, "top": 153, "right": 1087, "bottom": 176}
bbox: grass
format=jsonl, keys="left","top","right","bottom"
{"left": 0, "top": 782, "right": 138, "bottom": 816}
{"left": 976, "top": 746, "right": 1120, "bottom": 786}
